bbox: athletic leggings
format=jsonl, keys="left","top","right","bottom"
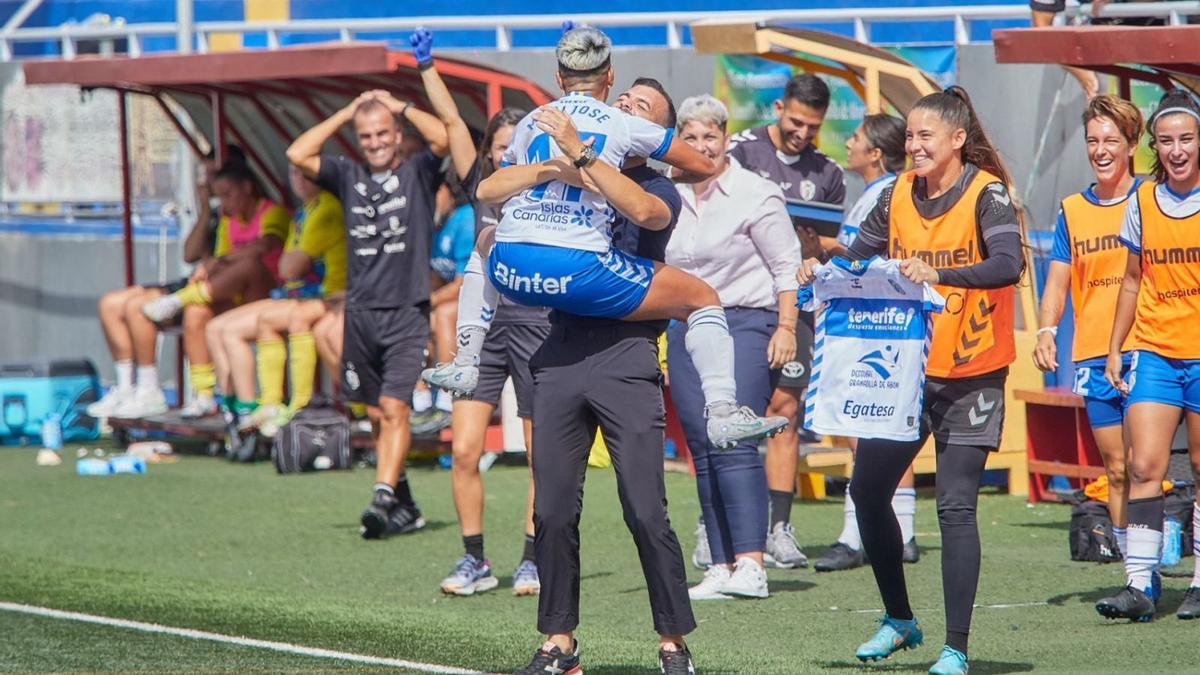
{"left": 850, "top": 437, "right": 989, "bottom": 655}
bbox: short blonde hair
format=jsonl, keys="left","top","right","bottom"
{"left": 676, "top": 94, "right": 728, "bottom": 133}
{"left": 1082, "top": 94, "right": 1143, "bottom": 146}
{"left": 556, "top": 27, "right": 611, "bottom": 73}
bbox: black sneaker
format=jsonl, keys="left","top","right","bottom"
{"left": 814, "top": 542, "right": 865, "bottom": 572}
{"left": 1095, "top": 586, "right": 1156, "bottom": 622}
{"left": 382, "top": 501, "right": 426, "bottom": 536}
{"left": 902, "top": 538, "right": 920, "bottom": 564}
{"left": 659, "top": 644, "right": 696, "bottom": 674}
{"left": 1177, "top": 586, "right": 1200, "bottom": 620}
{"left": 513, "top": 640, "right": 581, "bottom": 675}
{"left": 360, "top": 490, "right": 398, "bottom": 540}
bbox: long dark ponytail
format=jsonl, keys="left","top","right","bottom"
{"left": 861, "top": 113, "right": 907, "bottom": 174}
{"left": 1147, "top": 89, "right": 1200, "bottom": 185}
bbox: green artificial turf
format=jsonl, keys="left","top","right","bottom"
{"left": 0, "top": 446, "right": 1196, "bottom": 673}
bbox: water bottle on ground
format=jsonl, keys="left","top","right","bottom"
{"left": 41, "top": 412, "right": 62, "bottom": 451}
{"left": 1162, "top": 516, "right": 1182, "bottom": 567}
{"left": 76, "top": 458, "right": 111, "bottom": 476}
{"left": 109, "top": 455, "right": 147, "bottom": 475}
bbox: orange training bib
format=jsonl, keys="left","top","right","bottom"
{"left": 888, "top": 169, "right": 1016, "bottom": 378}
{"left": 1061, "top": 189, "right": 1136, "bottom": 361}
{"left": 1131, "top": 181, "right": 1200, "bottom": 359}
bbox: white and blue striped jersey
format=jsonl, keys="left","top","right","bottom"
{"left": 495, "top": 91, "right": 673, "bottom": 253}
{"left": 836, "top": 173, "right": 896, "bottom": 249}
{"left": 799, "top": 257, "right": 944, "bottom": 441}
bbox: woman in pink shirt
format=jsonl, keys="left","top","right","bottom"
{"left": 665, "top": 94, "right": 804, "bottom": 601}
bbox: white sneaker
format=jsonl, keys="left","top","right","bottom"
{"left": 87, "top": 387, "right": 132, "bottom": 418}
{"left": 705, "top": 402, "right": 788, "bottom": 450}
{"left": 764, "top": 521, "right": 808, "bottom": 569}
{"left": 113, "top": 387, "right": 168, "bottom": 419}
{"left": 239, "top": 403, "right": 283, "bottom": 433}
{"left": 420, "top": 362, "right": 479, "bottom": 398}
{"left": 258, "top": 407, "right": 294, "bottom": 439}
{"left": 688, "top": 565, "right": 733, "bottom": 600}
{"left": 178, "top": 395, "right": 218, "bottom": 419}
{"left": 141, "top": 294, "right": 183, "bottom": 323}
{"left": 723, "top": 557, "right": 769, "bottom": 598}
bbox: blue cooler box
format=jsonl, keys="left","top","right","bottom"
{"left": 0, "top": 359, "right": 101, "bottom": 445}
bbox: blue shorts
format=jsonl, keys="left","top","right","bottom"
{"left": 1127, "top": 350, "right": 1200, "bottom": 413}
{"left": 1072, "top": 356, "right": 1129, "bottom": 429}
{"left": 488, "top": 241, "right": 655, "bottom": 319}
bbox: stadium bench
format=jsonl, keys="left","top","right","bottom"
{"left": 795, "top": 436, "right": 1031, "bottom": 500}
{"left": 1015, "top": 387, "right": 1105, "bottom": 504}
{"left": 109, "top": 411, "right": 456, "bottom": 459}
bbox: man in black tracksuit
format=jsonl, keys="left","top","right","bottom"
{"left": 513, "top": 79, "right": 697, "bottom": 675}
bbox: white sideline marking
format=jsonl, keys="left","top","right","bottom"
{"left": 0, "top": 601, "right": 487, "bottom": 674}
{"left": 849, "top": 600, "right": 1049, "bottom": 613}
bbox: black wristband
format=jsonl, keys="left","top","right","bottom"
{"left": 417, "top": 60, "right": 434, "bottom": 71}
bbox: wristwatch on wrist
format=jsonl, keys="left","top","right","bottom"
{"left": 573, "top": 145, "right": 597, "bottom": 169}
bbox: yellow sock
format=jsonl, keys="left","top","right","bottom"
{"left": 189, "top": 363, "right": 216, "bottom": 400}
{"left": 256, "top": 338, "right": 286, "bottom": 406}
{"left": 349, "top": 402, "right": 368, "bottom": 418}
{"left": 175, "top": 282, "right": 212, "bottom": 307}
{"left": 288, "top": 332, "right": 317, "bottom": 411}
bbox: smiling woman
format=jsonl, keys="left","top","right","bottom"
{"left": 665, "top": 93, "right": 803, "bottom": 604}
{"left": 797, "top": 85, "right": 1023, "bottom": 675}
{"left": 1032, "top": 96, "right": 1143, "bottom": 592}
{"left": 1098, "top": 89, "right": 1200, "bottom": 623}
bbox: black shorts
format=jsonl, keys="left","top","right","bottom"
{"left": 342, "top": 305, "right": 430, "bottom": 406}
{"left": 775, "top": 310, "right": 815, "bottom": 390}
{"left": 920, "top": 368, "right": 1007, "bottom": 449}
{"left": 474, "top": 322, "right": 550, "bottom": 419}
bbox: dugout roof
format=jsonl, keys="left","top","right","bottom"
{"left": 690, "top": 21, "right": 939, "bottom": 115}
{"left": 22, "top": 43, "right": 553, "bottom": 207}
{"left": 992, "top": 25, "right": 1200, "bottom": 97}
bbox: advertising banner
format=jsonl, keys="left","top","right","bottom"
{"left": 714, "top": 45, "right": 957, "bottom": 167}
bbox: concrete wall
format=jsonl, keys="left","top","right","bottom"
{"left": 0, "top": 234, "right": 183, "bottom": 387}
{"left": 958, "top": 44, "right": 1092, "bottom": 234}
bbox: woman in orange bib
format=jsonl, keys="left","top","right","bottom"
{"left": 798, "top": 87, "right": 1023, "bottom": 675}
{"left": 1032, "top": 95, "right": 1143, "bottom": 581}
{"left": 1100, "top": 90, "right": 1200, "bottom": 622}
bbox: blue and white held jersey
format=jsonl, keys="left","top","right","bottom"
{"left": 495, "top": 91, "right": 673, "bottom": 253}
{"left": 836, "top": 173, "right": 896, "bottom": 249}
{"left": 800, "top": 257, "right": 944, "bottom": 441}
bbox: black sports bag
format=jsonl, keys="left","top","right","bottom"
{"left": 1069, "top": 496, "right": 1122, "bottom": 563}
{"left": 272, "top": 402, "right": 352, "bottom": 474}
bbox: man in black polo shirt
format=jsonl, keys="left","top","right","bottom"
{"left": 288, "top": 90, "right": 449, "bottom": 538}
{"left": 722, "top": 73, "right": 846, "bottom": 570}
{"left": 512, "top": 77, "right": 696, "bottom": 675}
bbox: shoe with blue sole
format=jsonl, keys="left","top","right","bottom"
{"left": 928, "top": 646, "right": 968, "bottom": 675}
{"left": 856, "top": 615, "right": 923, "bottom": 662}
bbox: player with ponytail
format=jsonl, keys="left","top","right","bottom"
{"left": 798, "top": 86, "right": 1024, "bottom": 674}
